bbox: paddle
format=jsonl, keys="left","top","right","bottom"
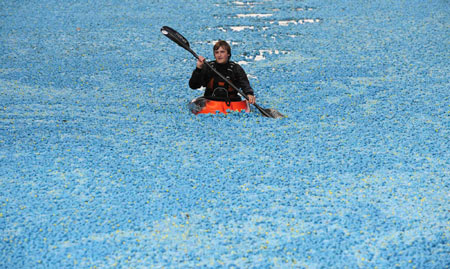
{"left": 160, "top": 26, "right": 284, "bottom": 119}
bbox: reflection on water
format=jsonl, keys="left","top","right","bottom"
{"left": 271, "top": 19, "right": 322, "bottom": 26}
{"left": 236, "top": 13, "right": 273, "bottom": 18}
{"left": 204, "top": 1, "right": 321, "bottom": 64}
{"left": 230, "top": 26, "right": 255, "bottom": 31}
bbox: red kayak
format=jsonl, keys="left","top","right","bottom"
{"left": 189, "top": 97, "right": 250, "bottom": 115}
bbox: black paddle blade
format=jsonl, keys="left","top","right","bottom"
{"left": 161, "top": 26, "right": 190, "bottom": 51}
{"left": 264, "top": 108, "right": 285, "bottom": 119}
{"left": 254, "top": 103, "right": 285, "bottom": 118}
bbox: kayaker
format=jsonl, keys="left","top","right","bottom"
{"left": 189, "top": 40, "right": 256, "bottom": 105}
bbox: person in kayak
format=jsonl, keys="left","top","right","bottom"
{"left": 188, "top": 40, "right": 256, "bottom": 108}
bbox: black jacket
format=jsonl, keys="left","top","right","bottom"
{"left": 189, "top": 61, "right": 254, "bottom": 101}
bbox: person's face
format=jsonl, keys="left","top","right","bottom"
{"left": 214, "top": 46, "right": 230, "bottom": 64}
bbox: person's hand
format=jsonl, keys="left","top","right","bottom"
{"left": 247, "top": 94, "right": 256, "bottom": 104}
{"left": 196, "top": 56, "right": 205, "bottom": 69}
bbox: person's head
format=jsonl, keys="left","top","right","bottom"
{"left": 213, "top": 40, "right": 231, "bottom": 64}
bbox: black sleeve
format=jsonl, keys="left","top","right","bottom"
{"left": 234, "top": 64, "right": 254, "bottom": 96}
{"left": 189, "top": 67, "right": 207, "bottom": 89}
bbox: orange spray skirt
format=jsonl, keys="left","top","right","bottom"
{"left": 189, "top": 98, "right": 250, "bottom": 115}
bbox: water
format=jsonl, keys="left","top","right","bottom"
{"left": 1, "top": 0, "right": 449, "bottom": 267}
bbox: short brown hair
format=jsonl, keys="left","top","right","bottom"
{"left": 213, "top": 40, "right": 231, "bottom": 58}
